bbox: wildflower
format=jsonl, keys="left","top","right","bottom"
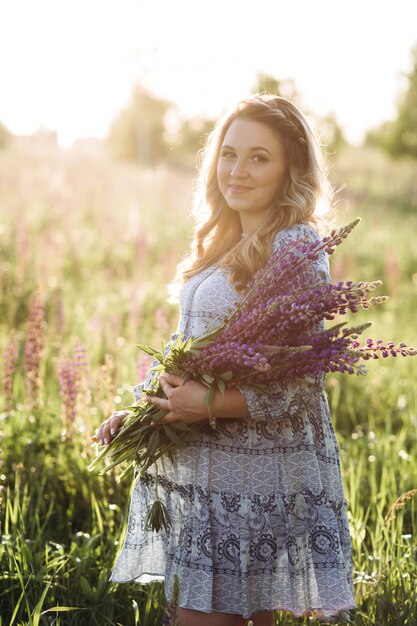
{"left": 2, "top": 330, "right": 19, "bottom": 412}
{"left": 23, "top": 288, "right": 46, "bottom": 409}
{"left": 73, "top": 340, "right": 92, "bottom": 433}
{"left": 163, "top": 574, "right": 180, "bottom": 626}
{"left": 155, "top": 307, "right": 170, "bottom": 334}
{"left": 58, "top": 355, "right": 78, "bottom": 425}
{"left": 137, "top": 353, "right": 152, "bottom": 384}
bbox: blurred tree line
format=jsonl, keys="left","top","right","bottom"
{"left": 0, "top": 121, "right": 12, "bottom": 149}
{"left": 364, "top": 43, "right": 417, "bottom": 158}
{"left": 106, "top": 47, "right": 417, "bottom": 167}
{"left": 1, "top": 44, "right": 416, "bottom": 163}
{"left": 106, "top": 73, "right": 350, "bottom": 167}
{"left": 253, "top": 72, "right": 348, "bottom": 159}
{"left": 107, "top": 84, "right": 214, "bottom": 168}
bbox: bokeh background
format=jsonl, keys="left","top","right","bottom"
{"left": 1, "top": 1, "right": 417, "bottom": 624}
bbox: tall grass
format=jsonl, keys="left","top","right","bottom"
{"left": 0, "top": 141, "right": 416, "bottom": 624}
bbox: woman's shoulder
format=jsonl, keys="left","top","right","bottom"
{"left": 272, "top": 222, "right": 321, "bottom": 252}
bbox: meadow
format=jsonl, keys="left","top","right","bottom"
{"left": 0, "top": 139, "right": 416, "bottom": 625}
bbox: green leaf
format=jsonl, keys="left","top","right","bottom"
{"left": 219, "top": 370, "right": 233, "bottom": 381}
{"left": 162, "top": 425, "right": 184, "bottom": 446}
{"left": 217, "top": 379, "right": 226, "bottom": 395}
{"left": 146, "top": 429, "right": 160, "bottom": 457}
{"left": 116, "top": 461, "right": 136, "bottom": 483}
{"left": 79, "top": 576, "right": 91, "bottom": 595}
{"left": 144, "top": 500, "right": 172, "bottom": 532}
{"left": 324, "top": 321, "right": 348, "bottom": 332}
{"left": 135, "top": 343, "right": 158, "bottom": 357}
{"left": 171, "top": 421, "right": 193, "bottom": 432}
{"left": 190, "top": 339, "right": 214, "bottom": 349}
{"left": 204, "top": 384, "right": 215, "bottom": 408}
{"left": 40, "top": 607, "right": 84, "bottom": 614}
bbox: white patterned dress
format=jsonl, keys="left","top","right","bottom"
{"left": 109, "top": 224, "right": 357, "bottom": 620}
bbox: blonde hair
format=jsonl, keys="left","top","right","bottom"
{"left": 170, "top": 93, "right": 335, "bottom": 298}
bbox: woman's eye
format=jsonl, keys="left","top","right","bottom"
{"left": 253, "top": 154, "right": 267, "bottom": 163}
{"left": 221, "top": 151, "right": 235, "bottom": 159}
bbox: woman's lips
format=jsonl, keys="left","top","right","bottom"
{"left": 228, "top": 184, "right": 253, "bottom": 194}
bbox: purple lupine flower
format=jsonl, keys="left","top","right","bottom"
{"left": 58, "top": 357, "right": 78, "bottom": 426}
{"left": 73, "top": 340, "right": 93, "bottom": 435}
{"left": 2, "top": 330, "right": 19, "bottom": 412}
{"left": 177, "top": 221, "right": 416, "bottom": 388}
{"left": 23, "top": 288, "right": 46, "bottom": 409}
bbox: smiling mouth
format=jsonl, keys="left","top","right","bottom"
{"left": 228, "top": 185, "right": 253, "bottom": 193}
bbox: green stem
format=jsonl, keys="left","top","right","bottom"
{"left": 154, "top": 461, "right": 159, "bottom": 500}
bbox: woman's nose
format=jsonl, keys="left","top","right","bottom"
{"left": 230, "top": 159, "right": 248, "bottom": 178}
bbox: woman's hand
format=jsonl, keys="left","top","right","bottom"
{"left": 145, "top": 373, "right": 209, "bottom": 425}
{"left": 90, "top": 409, "right": 132, "bottom": 445}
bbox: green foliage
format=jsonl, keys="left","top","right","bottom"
{"left": 252, "top": 72, "right": 348, "bottom": 156}
{"left": 365, "top": 43, "right": 417, "bottom": 159}
{"left": 317, "top": 111, "right": 349, "bottom": 158}
{"left": 107, "top": 83, "right": 175, "bottom": 165}
{"left": 389, "top": 43, "right": 417, "bottom": 158}
{"left": 0, "top": 120, "right": 12, "bottom": 149}
{"left": 0, "top": 448, "right": 167, "bottom": 625}
{"left": 169, "top": 116, "right": 215, "bottom": 167}
{"left": 253, "top": 72, "right": 299, "bottom": 102}
{"left": 0, "top": 141, "right": 416, "bottom": 624}
{"left": 106, "top": 82, "right": 216, "bottom": 168}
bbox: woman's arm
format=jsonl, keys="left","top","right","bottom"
{"left": 235, "top": 224, "right": 331, "bottom": 421}
{"left": 146, "top": 373, "right": 250, "bottom": 424}
{"left": 211, "top": 387, "right": 251, "bottom": 418}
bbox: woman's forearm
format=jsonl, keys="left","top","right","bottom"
{"left": 210, "top": 388, "right": 251, "bottom": 419}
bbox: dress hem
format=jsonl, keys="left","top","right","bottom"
{"left": 109, "top": 571, "right": 165, "bottom": 584}
{"left": 176, "top": 603, "right": 357, "bottom": 620}
{"left": 109, "top": 570, "right": 356, "bottom": 621}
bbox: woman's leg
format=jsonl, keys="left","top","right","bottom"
{"left": 245, "top": 609, "right": 275, "bottom": 626}
{"left": 178, "top": 608, "right": 242, "bottom": 626}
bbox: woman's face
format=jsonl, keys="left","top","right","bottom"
{"left": 216, "top": 118, "right": 287, "bottom": 229}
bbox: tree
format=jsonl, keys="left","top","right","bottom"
{"left": 107, "top": 84, "right": 175, "bottom": 165}
{"left": 171, "top": 116, "right": 215, "bottom": 167}
{"left": 252, "top": 72, "right": 299, "bottom": 103}
{"left": 0, "top": 121, "right": 12, "bottom": 150}
{"left": 365, "top": 43, "right": 417, "bottom": 158}
{"left": 107, "top": 83, "right": 218, "bottom": 167}
{"left": 252, "top": 72, "right": 347, "bottom": 156}
{"left": 316, "top": 112, "right": 348, "bottom": 158}
{"left": 388, "top": 43, "right": 417, "bottom": 158}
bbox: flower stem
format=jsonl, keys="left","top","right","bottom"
{"left": 154, "top": 460, "right": 159, "bottom": 499}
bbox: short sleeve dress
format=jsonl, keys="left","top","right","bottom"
{"left": 109, "top": 224, "right": 357, "bottom": 621}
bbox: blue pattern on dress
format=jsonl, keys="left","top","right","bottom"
{"left": 109, "top": 224, "right": 356, "bottom": 620}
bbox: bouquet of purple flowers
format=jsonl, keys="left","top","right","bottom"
{"left": 87, "top": 218, "right": 416, "bottom": 532}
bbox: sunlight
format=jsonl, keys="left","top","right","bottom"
{"left": 0, "top": 0, "right": 416, "bottom": 145}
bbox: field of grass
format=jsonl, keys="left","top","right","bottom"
{"left": 0, "top": 140, "right": 416, "bottom": 625}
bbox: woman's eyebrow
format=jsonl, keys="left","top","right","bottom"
{"left": 221, "top": 144, "right": 272, "bottom": 156}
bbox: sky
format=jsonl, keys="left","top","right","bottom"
{"left": 0, "top": 0, "right": 416, "bottom": 148}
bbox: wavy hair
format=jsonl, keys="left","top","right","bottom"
{"left": 169, "top": 93, "right": 336, "bottom": 299}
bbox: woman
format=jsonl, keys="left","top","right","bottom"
{"left": 92, "top": 94, "right": 356, "bottom": 625}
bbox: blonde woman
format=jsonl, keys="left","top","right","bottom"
{"left": 93, "top": 95, "right": 356, "bottom": 625}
